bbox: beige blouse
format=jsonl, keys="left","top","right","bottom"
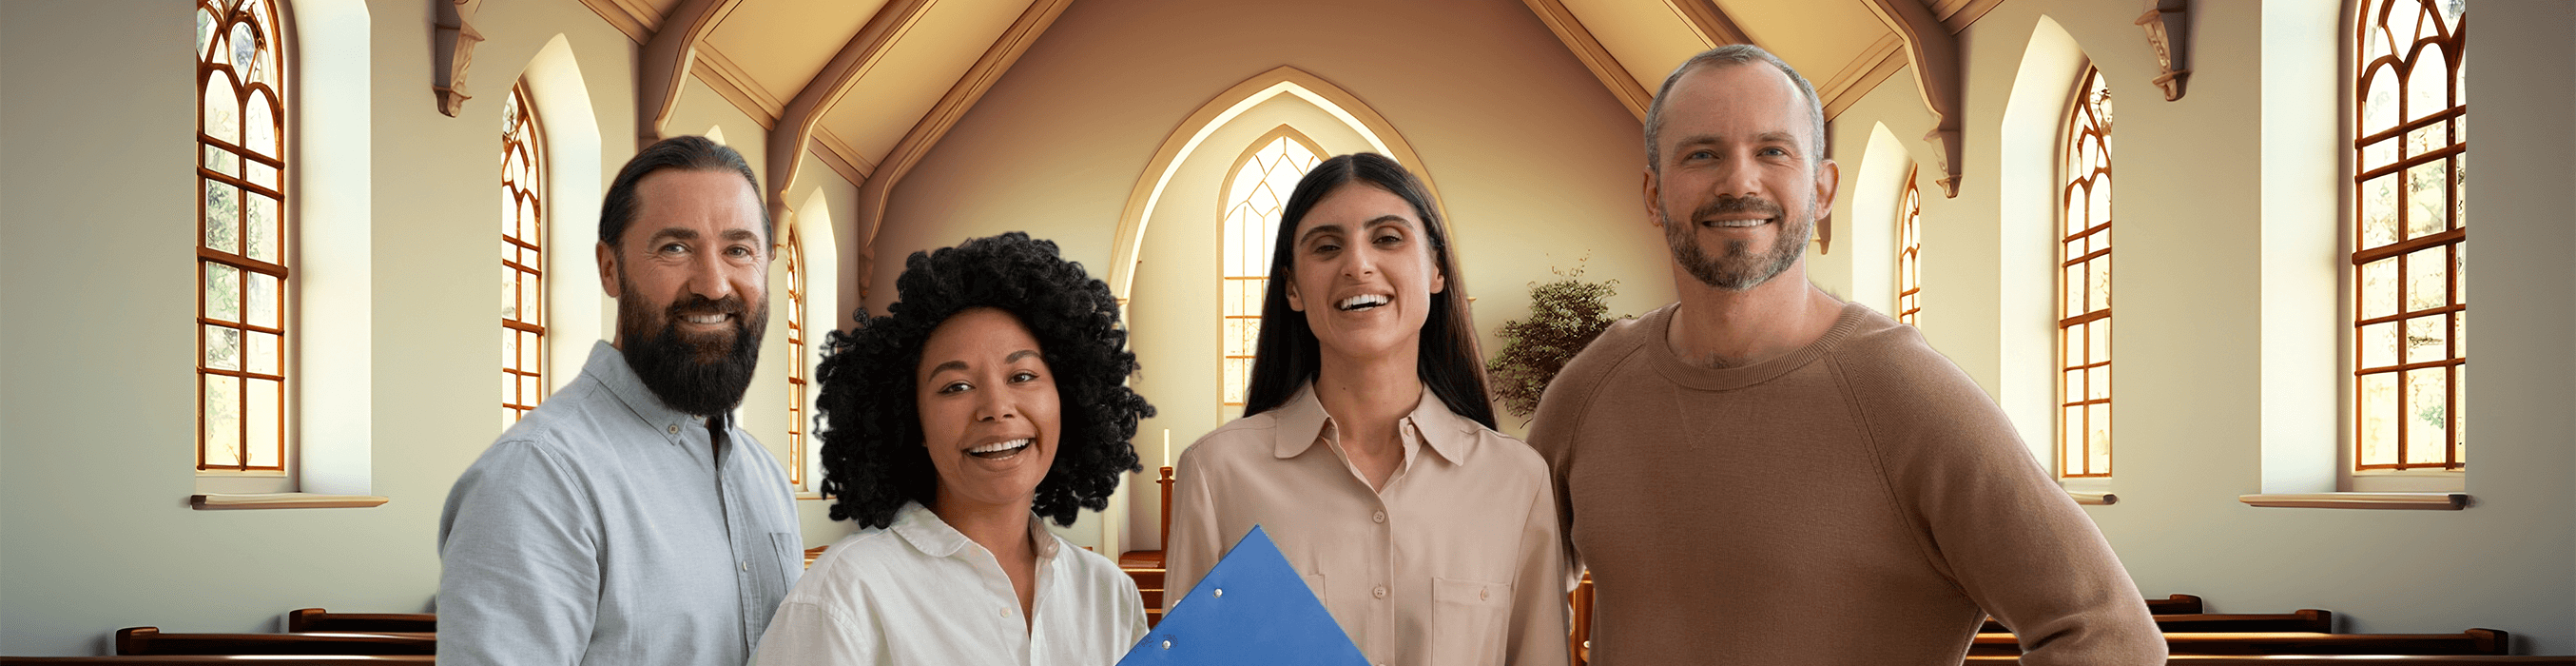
{"left": 1166, "top": 385, "right": 1568, "bottom": 666}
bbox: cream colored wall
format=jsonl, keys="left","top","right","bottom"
{"left": 869, "top": 0, "right": 1671, "bottom": 553}
{"left": 0, "top": 0, "right": 862, "bottom": 655}
{"left": 1823, "top": 0, "right": 2575, "bottom": 652}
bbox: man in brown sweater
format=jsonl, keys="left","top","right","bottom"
{"left": 1525, "top": 45, "right": 2166, "bottom": 664}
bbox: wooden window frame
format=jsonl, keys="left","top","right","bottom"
{"left": 1217, "top": 126, "right": 1326, "bottom": 413}
{"left": 782, "top": 225, "right": 809, "bottom": 490}
{"left": 1895, "top": 166, "right": 1923, "bottom": 326}
{"left": 2057, "top": 66, "right": 2114, "bottom": 480}
{"left": 501, "top": 82, "right": 548, "bottom": 424}
{"left": 197, "top": 0, "right": 292, "bottom": 473}
{"left": 2350, "top": 0, "right": 2467, "bottom": 472}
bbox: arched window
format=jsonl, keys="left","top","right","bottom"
{"left": 501, "top": 83, "right": 548, "bottom": 425}
{"left": 2353, "top": 0, "right": 2466, "bottom": 471}
{"left": 781, "top": 225, "right": 808, "bottom": 489}
{"left": 198, "top": 0, "right": 290, "bottom": 472}
{"left": 1895, "top": 166, "right": 1923, "bottom": 326}
{"left": 2059, "top": 67, "right": 2113, "bottom": 480}
{"left": 1219, "top": 127, "right": 1325, "bottom": 413}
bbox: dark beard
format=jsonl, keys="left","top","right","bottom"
{"left": 616, "top": 272, "right": 767, "bottom": 418}
{"left": 1661, "top": 191, "right": 1811, "bottom": 291}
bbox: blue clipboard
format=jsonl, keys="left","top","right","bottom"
{"left": 1116, "top": 525, "right": 1368, "bottom": 666}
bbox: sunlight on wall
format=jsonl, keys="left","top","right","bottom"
{"left": 1848, "top": 122, "right": 1910, "bottom": 316}
{"left": 521, "top": 34, "right": 606, "bottom": 388}
{"left": 1996, "top": 15, "right": 2087, "bottom": 475}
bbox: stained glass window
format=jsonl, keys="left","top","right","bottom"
{"left": 2353, "top": 0, "right": 2466, "bottom": 471}
{"left": 1220, "top": 128, "right": 1325, "bottom": 408}
{"left": 501, "top": 83, "right": 548, "bottom": 425}
{"left": 198, "top": 0, "right": 289, "bottom": 471}
{"left": 2059, "top": 67, "right": 2114, "bottom": 480}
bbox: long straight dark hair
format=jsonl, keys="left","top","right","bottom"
{"left": 1239, "top": 153, "right": 1497, "bottom": 430}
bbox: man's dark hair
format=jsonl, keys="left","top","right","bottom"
{"left": 1239, "top": 152, "right": 1499, "bottom": 430}
{"left": 598, "top": 135, "right": 768, "bottom": 247}
{"left": 812, "top": 232, "right": 1153, "bottom": 529}
{"left": 1643, "top": 44, "right": 1827, "bottom": 171}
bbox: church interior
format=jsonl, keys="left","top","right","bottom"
{"left": 2, "top": 0, "right": 2570, "bottom": 658}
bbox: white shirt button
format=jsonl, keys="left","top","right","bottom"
{"left": 1479, "top": 588, "right": 1489, "bottom": 601}
{"left": 1371, "top": 585, "right": 1387, "bottom": 598}
{"left": 739, "top": 560, "right": 748, "bottom": 572}
{"left": 1000, "top": 607, "right": 1012, "bottom": 617}
{"left": 668, "top": 424, "right": 680, "bottom": 435}
{"left": 1370, "top": 510, "right": 1385, "bottom": 524}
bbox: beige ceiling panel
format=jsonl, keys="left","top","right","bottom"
{"left": 1705, "top": 0, "right": 1888, "bottom": 81}
{"left": 1559, "top": 0, "right": 1716, "bottom": 93}
{"left": 707, "top": 0, "right": 895, "bottom": 104}
{"left": 640, "top": 0, "right": 686, "bottom": 22}
{"left": 818, "top": 0, "right": 1033, "bottom": 164}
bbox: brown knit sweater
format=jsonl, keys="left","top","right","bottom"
{"left": 1527, "top": 302, "right": 2164, "bottom": 665}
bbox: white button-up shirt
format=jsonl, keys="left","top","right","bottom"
{"left": 754, "top": 501, "right": 1149, "bottom": 666}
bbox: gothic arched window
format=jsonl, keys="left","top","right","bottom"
{"left": 198, "top": 0, "right": 290, "bottom": 471}
{"left": 1895, "top": 166, "right": 1923, "bottom": 326}
{"left": 1219, "top": 127, "right": 1325, "bottom": 413}
{"left": 2059, "top": 67, "right": 2114, "bottom": 480}
{"left": 2353, "top": 0, "right": 2466, "bottom": 471}
{"left": 501, "top": 83, "right": 548, "bottom": 425}
{"left": 781, "top": 225, "right": 809, "bottom": 489}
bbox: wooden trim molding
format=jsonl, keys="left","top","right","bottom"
{"left": 2237, "top": 493, "right": 2469, "bottom": 510}
{"left": 815, "top": 127, "right": 876, "bottom": 181}
{"left": 573, "top": 0, "right": 654, "bottom": 43}
{"left": 191, "top": 493, "right": 390, "bottom": 510}
{"left": 2136, "top": 0, "right": 2191, "bottom": 101}
{"left": 843, "top": 0, "right": 1076, "bottom": 312}
{"left": 1520, "top": 0, "right": 1651, "bottom": 121}
{"left": 1663, "top": 0, "right": 1753, "bottom": 49}
{"left": 1935, "top": 0, "right": 2005, "bottom": 34}
{"left": 1820, "top": 33, "right": 1907, "bottom": 121}
{"left": 432, "top": 0, "right": 486, "bottom": 117}
{"left": 690, "top": 48, "right": 782, "bottom": 130}
{"left": 1104, "top": 66, "right": 1447, "bottom": 303}
{"left": 766, "top": 0, "right": 937, "bottom": 232}
{"left": 2070, "top": 491, "right": 2117, "bottom": 505}
{"left": 1863, "top": 0, "right": 1966, "bottom": 198}
{"left": 638, "top": 0, "right": 746, "bottom": 147}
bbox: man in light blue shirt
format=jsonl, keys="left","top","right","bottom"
{"left": 438, "top": 136, "right": 802, "bottom": 666}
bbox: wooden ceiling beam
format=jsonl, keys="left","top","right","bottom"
{"left": 763, "top": 0, "right": 936, "bottom": 230}
{"left": 637, "top": 0, "right": 746, "bottom": 148}
{"left": 843, "top": 0, "right": 1075, "bottom": 317}
{"left": 1663, "top": 0, "right": 1753, "bottom": 49}
{"left": 1520, "top": 0, "right": 1652, "bottom": 121}
{"left": 1864, "top": 0, "right": 1965, "bottom": 197}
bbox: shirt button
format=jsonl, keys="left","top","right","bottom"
{"left": 668, "top": 424, "right": 680, "bottom": 435}
{"left": 1480, "top": 588, "right": 1490, "bottom": 601}
{"left": 999, "top": 607, "right": 1012, "bottom": 617}
{"left": 1372, "top": 585, "right": 1387, "bottom": 598}
{"left": 1370, "top": 510, "right": 1385, "bottom": 524}
{"left": 739, "top": 560, "right": 748, "bottom": 572}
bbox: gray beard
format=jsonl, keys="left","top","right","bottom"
{"left": 1660, "top": 200, "right": 1812, "bottom": 292}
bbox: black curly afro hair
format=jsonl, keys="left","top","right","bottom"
{"left": 813, "top": 231, "right": 1153, "bottom": 529}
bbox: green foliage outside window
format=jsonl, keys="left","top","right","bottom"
{"left": 1487, "top": 261, "right": 1625, "bottom": 419}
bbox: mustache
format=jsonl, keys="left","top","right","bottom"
{"left": 666, "top": 293, "right": 748, "bottom": 321}
{"left": 1693, "top": 195, "right": 1786, "bottom": 223}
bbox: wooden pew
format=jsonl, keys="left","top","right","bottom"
{"left": 2, "top": 657, "right": 434, "bottom": 665}
{"left": 1969, "top": 629, "right": 2510, "bottom": 656}
{"left": 112, "top": 628, "right": 434, "bottom": 656}
{"left": 2150, "top": 594, "right": 2209, "bottom": 615}
{"left": 1966, "top": 657, "right": 2575, "bottom": 664}
{"left": 283, "top": 610, "right": 433, "bottom": 635}
{"left": 1984, "top": 609, "right": 2334, "bottom": 635}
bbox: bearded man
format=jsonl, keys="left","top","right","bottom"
{"left": 438, "top": 136, "right": 801, "bottom": 666}
{"left": 1525, "top": 46, "right": 2166, "bottom": 664}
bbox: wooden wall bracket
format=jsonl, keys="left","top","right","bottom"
{"left": 432, "top": 0, "right": 485, "bottom": 117}
{"left": 2138, "top": 0, "right": 2191, "bottom": 102}
{"left": 1864, "top": 0, "right": 1966, "bottom": 198}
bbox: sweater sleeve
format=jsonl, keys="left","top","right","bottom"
{"left": 1841, "top": 350, "right": 2166, "bottom": 666}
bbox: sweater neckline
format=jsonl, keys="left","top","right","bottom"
{"left": 1641, "top": 300, "right": 1868, "bottom": 392}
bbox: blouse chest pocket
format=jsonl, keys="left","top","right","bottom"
{"left": 1430, "top": 577, "right": 1510, "bottom": 666}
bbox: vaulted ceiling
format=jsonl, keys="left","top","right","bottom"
{"left": 568, "top": 0, "right": 2005, "bottom": 213}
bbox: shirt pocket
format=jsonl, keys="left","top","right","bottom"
{"left": 768, "top": 531, "right": 803, "bottom": 588}
{"left": 1430, "top": 577, "right": 1511, "bottom": 666}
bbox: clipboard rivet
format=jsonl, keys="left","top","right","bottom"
{"left": 1162, "top": 639, "right": 1172, "bottom": 650}
{"left": 1213, "top": 588, "right": 1224, "bottom": 597}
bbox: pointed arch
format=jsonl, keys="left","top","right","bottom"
{"left": 1107, "top": 66, "right": 1444, "bottom": 302}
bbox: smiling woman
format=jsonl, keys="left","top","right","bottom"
{"left": 765, "top": 232, "right": 1154, "bottom": 664}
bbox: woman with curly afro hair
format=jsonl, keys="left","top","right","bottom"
{"left": 752, "top": 232, "right": 1154, "bottom": 665}
{"left": 1163, "top": 153, "right": 1568, "bottom": 666}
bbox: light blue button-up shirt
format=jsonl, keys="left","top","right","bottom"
{"left": 439, "top": 341, "right": 803, "bottom": 666}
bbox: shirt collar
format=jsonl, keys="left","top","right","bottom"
{"left": 583, "top": 340, "right": 706, "bottom": 448}
{"left": 1269, "top": 383, "right": 1482, "bottom": 466}
{"left": 888, "top": 500, "right": 1062, "bottom": 562}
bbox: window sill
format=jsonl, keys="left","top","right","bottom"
{"left": 2237, "top": 492, "right": 2468, "bottom": 510}
{"left": 189, "top": 493, "right": 390, "bottom": 510}
{"left": 2070, "top": 491, "right": 2118, "bottom": 505}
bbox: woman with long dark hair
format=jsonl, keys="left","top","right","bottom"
{"left": 1164, "top": 153, "right": 1568, "bottom": 666}
{"left": 754, "top": 232, "right": 1154, "bottom": 665}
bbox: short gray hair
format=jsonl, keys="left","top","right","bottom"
{"left": 1642, "top": 44, "right": 1827, "bottom": 171}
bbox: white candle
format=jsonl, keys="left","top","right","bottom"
{"left": 1162, "top": 429, "right": 1172, "bottom": 469}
